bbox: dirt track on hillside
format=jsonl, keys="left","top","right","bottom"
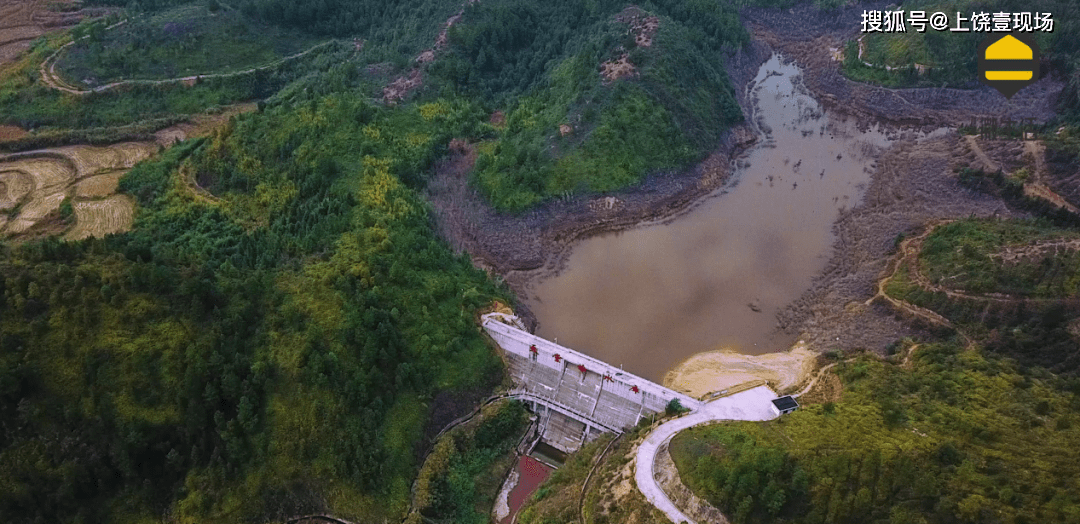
{"left": 40, "top": 32, "right": 332, "bottom": 95}
{"left": 775, "top": 132, "right": 1027, "bottom": 354}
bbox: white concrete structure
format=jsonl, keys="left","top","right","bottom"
{"left": 482, "top": 312, "right": 702, "bottom": 453}
{"left": 483, "top": 313, "right": 701, "bottom": 412}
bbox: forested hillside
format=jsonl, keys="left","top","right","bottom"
{"left": 0, "top": 89, "right": 515, "bottom": 522}
{"left": 672, "top": 344, "right": 1080, "bottom": 524}
{"left": 23, "top": 1, "right": 1080, "bottom": 523}
{"left": 435, "top": 0, "right": 746, "bottom": 210}
{"left": 66, "top": 0, "right": 747, "bottom": 211}
{"left": 0, "top": 0, "right": 765, "bottom": 518}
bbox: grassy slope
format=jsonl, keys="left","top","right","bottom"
{"left": 919, "top": 219, "right": 1080, "bottom": 297}
{"left": 0, "top": 32, "right": 344, "bottom": 136}
{"left": 886, "top": 218, "right": 1080, "bottom": 373}
{"left": 0, "top": 0, "right": 460, "bottom": 141}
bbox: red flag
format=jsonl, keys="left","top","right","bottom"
{"left": 577, "top": 364, "right": 587, "bottom": 375}
{"left": 630, "top": 385, "right": 640, "bottom": 393}
{"left": 553, "top": 353, "right": 561, "bottom": 362}
{"left": 529, "top": 344, "right": 538, "bottom": 354}
{"left": 604, "top": 374, "right": 614, "bottom": 382}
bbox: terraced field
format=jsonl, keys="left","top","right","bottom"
{"left": 0, "top": 0, "right": 44, "bottom": 66}
{"left": 74, "top": 169, "right": 124, "bottom": 197}
{"left": 0, "top": 0, "right": 104, "bottom": 67}
{"left": 0, "top": 141, "right": 157, "bottom": 238}
{"left": 66, "top": 194, "right": 134, "bottom": 239}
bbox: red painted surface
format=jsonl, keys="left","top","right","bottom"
{"left": 501, "top": 455, "right": 554, "bottom": 524}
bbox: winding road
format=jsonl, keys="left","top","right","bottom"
{"left": 38, "top": 21, "right": 333, "bottom": 95}
{"left": 634, "top": 385, "right": 779, "bottom": 524}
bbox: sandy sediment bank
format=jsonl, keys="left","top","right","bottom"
{"left": 663, "top": 342, "right": 817, "bottom": 399}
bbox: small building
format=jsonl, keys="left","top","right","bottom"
{"left": 771, "top": 396, "right": 799, "bottom": 416}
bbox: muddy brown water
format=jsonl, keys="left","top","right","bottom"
{"left": 525, "top": 55, "right": 896, "bottom": 382}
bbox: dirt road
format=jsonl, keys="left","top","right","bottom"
{"left": 39, "top": 30, "right": 332, "bottom": 95}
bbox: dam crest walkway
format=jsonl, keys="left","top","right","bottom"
{"left": 482, "top": 312, "right": 701, "bottom": 452}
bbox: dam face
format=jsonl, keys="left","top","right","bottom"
{"left": 483, "top": 313, "right": 700, "bottom": 453}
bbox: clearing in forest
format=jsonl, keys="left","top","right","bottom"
{"left": 0, "top": 141, "right": 157, "bottom": 239}
{"left": 66, "top": 194, "right": 134, "bottom": 239}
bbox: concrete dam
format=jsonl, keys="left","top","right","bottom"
{"left": 482, "top": 312, "right": 703, "bottom": 453}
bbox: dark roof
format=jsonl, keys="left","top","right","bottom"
{"left": 772, "top": 396, "right": 799, "bottom": 411}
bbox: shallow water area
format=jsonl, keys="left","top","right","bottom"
{"left": 525, "top": 55, "right": 895, "bottom": 382}
{"left": 498, "top": 455, "right": 554, "bottom": 524}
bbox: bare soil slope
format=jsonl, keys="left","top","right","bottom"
{"left": 663, "top": 342, "right": 816, "bottom": 398}
{"left": 0, "top": 0, "right": 108, "bottom": 68}
{"left": 742, "top": 2, "right": 1061, "bottom": 128}
{"left": 778, "top": 133, "right": 1025, "bottom": 354}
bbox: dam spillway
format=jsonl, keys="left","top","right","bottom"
{"left": 482, "top": 312, "right": 702, "bottom": 453}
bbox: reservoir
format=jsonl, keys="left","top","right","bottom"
{"left": 524, "top": 55, "right": 893, "bottom": 381}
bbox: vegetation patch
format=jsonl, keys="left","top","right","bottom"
{"left": 884, "top": 217, "right": 1080, "bottom": 374}
{"left": 671, "top": 345, "right": 1080, "bottom": 524}
{"left": 958, "top": 168, "right": 1080, "bottom": 228}
{"left": 435, "top": 0, "right": 745, "bottom": 212}
{"left": 410, "top": 399, "right": 530, "bottom": 524}
{"left": 919, "top": 218, "right": 1080, "bottom": 297}
{"left": 56, "top": 5, "right": 323, "bottom": 86}
{"left": 0, "top": 32, "right": 345, "bottom": 134}
{"left": 0, "top": 88, "right": 512, "bottom": 523}
{"left": 517, "top": 423, "right": 666, "bottom": 524}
